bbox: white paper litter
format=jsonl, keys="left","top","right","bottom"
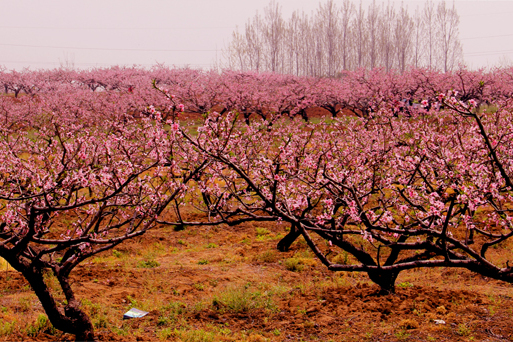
{"left": 123, "top": 308, "right": 149, "bottom": 319}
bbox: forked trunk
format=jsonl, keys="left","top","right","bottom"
{"left": 368, "top": 270, "right": 399, "bottom": 295}
{"left": 6, "top": 256, "right": 97, "bottom": 341}
{"left": 277, "top": 224, "right": 301, "bottom": 252}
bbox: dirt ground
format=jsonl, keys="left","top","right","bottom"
{"left": 1, "top": 216, "right": 513, "bottom": 342}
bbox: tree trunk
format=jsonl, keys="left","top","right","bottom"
{"left": 367, "top": 270, "right": 399, "bottom": 294}
{"left": 277, "top": 224, "right": 301, "bottom": 251}
{"left": 5, "top": 255, "right": 97, "bottom": 341}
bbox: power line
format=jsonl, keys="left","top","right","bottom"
{"left": 460, "top": 11, "right": 513, "bottom": 17}
{"left": 0, "top": 60, "right": 214, "bottom": 68}
{"left": 461, "top": 33, "right": 513, "bottom": 41}
{"left": 0, "top": 25, "right": 235, "bottom": 30}
{"left": 0, "top": 43, "right": 217, "bottom": 52}
{"left": 465, "top": 49, "right": 513, "bottom": 57}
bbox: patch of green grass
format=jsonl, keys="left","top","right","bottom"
{"left": 160, "top": 301, "right": 186, "bottom": 320}
{"left": 0, "top": 321, "right": 16, "bottom": 337}
{"left": 397, "top": 281, "right": 414, "bottom": 288}
{"left": 193, "top": 283, "right": 205, "bottom": 291}
{"left": 255, "top": 227, "right": 270, "bottom": 236}
{"left": 137, "top": 260, "right": 160, "bottom": 268}
{"left": 158, "top": 327, "right": 175, "bottom": 340}
{"left": 81, "top": 298, "right": 111, "bottom": 329}
{"left": 112, "top": 249, "right": 123, "bottom": 258}
{"left": 284, "top": 252, "right": 317, "bottom": 272}
{"left": 258, "top": 250, "right": 278, "bottom": 263}
{"left": 174, "top": 328, "right": 216, "bottom": 342}
{"left": 26, "top": 314, "right": 56, "bottom": 337}
{"left": 17, "top": 296, "right": 35, "bottom": 312}
{"left": 285, "top": 257, "right": 304, "bottom": 272}
{"left": 394, "top": 330, "right": 411, "bottom": 340}
{"left": 211, "top": 284, "right": 277, "bottom": 313}
{"left": 456, "top": 323, "right": 471, "bottom": 336}
{"left": 332, "top": 251, "right": 349, "bottom": 265}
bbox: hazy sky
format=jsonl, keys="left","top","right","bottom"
{"left": 1, "top": 0, "right": 512, "bottom": 71}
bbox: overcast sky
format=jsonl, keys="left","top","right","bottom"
{"left": 1, "top": 0, "right": 512, "bottom": 71}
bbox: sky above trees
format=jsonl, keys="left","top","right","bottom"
{"left": 1, "top": 0, "right": 512, "bottom": 70}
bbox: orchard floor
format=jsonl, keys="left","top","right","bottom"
{"left": 1, "top": 218, "right": 513, "bottom": 342}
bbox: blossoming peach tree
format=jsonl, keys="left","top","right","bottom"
{"left": 0, "top": 103, "right": 204, "bottom": 340}
{"left": 166, "top": 92, "right": 513, "bottom": 294}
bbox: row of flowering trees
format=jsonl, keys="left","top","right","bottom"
{"left": 2, "top": 66, "right": 513, "bottom": 119}
{"left": 1, "top": 67, "right": 513, "bottom": 340}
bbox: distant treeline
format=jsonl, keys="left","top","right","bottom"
{"left": 223, "top": 0, "right": 462, "bottom": 76}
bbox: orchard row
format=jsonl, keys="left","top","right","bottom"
{"left": 1, "top": 67, "right": 513, "bottom": 339}
{"left": 2, "top": 66, "right": 513, "bottom": 123}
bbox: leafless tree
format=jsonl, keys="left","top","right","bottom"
{"left": 245, "top": 14, "right": 264, "bottom": 72}
{"left": 412, "top": 7, "right": 424, "bottom": 68}
{"left": 423, "top": 0, "right": 436, "bottom": 69}
{"left": 395, "top": 4, "right": 414, "bottom": 72}
{"left": 354, "top": 2, "right": 367, "bottom": 69}
{"left": 262, "top": 0, "right": 285, "bottom": 73}
{"left": 223, "top": 0, "right": 463, "bottom": 75}
{"left": 340, "top": 0, "right": 355, "bottom": 71}
{"left": 316, "top": 0, "right": 341, "bottom": 77}
{"left": 379, "top": 2, "right": 396, "bottom": 72}
{"left": 223, "top": 28, "right": 247, "bottom": 71}
{"left": 436, "top": 1, "right": 463, "bottom": 72}
{"left": 366, "top": 0, "right": 380, "bottom": 69}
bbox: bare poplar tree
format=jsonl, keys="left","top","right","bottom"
{"left": 423, "top": 0, "right": 436, "bottom": 69}
{"left": 366, "top": 0, "right": 380, "bottom": 69}
{"left": 395, "top": 4, "right": 414, "bottom": 73}
{"left": 354, "top": 2, "right": 367, "bottom": 69}
{"left": 340, "top": 0, "right": 355, "bottom": 71}
{"left": 379, "top": 2, "right": 396, "bottom": 72}
{"left": 245, "top": 14, "right": 264, "bottom": 72}
{"left": 436, "top": 1, "right": 463, "bottom": 72}
{"left": 316, "top": 0, "right": 341, "bottom": 77}
{"left": 412, "top": 7, "right": 425, "bottom": 68}
{"left": 224, "top": 28, "right": 247, "bottom": 71}
{"left": 262, "top": 0, "right": 285, "bottom": 73}
{"left": 285, "top": 11, "right": 301, "bottom": 75}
